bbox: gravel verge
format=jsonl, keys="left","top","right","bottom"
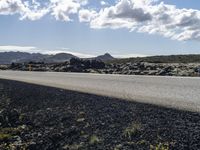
{"left": 0, "top": 79, "right": 200, "bottom": 150}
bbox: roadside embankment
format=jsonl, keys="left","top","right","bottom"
{"left": 0, "top": 79, "right": 200, "bottom": 149}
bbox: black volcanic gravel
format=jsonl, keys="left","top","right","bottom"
{"left": 0, "top": 79, "right": 200, "bottom": 150}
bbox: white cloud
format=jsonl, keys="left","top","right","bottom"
{"left": 100, "top": 1, "right": 109, "bottom": 6}
{"left": 0, "top": 0, "right": 27, "bottom": 16}
{"left": 85, "top": 0, "right": 200, "bottom": 41}
{"left": 0, "top": 0, "right": 23, "bottom": 15}
{"left": 89, "top": 0, "right": 152, "bottom": 29}
{"left": 50, "top": 0, "right": 80, "bottom": 21}
{"left": 0, "top": 0, "right": 49, "bottom": 20}
{"left": 79, "top": 0, "right": 88, "bottom": 6}
{"left": 0, "top": 45, "right": 96, "bottom": 58}
{"left": 113, "top": 53, "right": 148, "bottom": 58}
{"left": 20, "top": 9, "right": 49, "bottom": 20}
{"left": 79, "top": 9, "right": 97, "bottom": 22}
{"left": 37, "top": 48, "right": 96, "bottom": 58}
{"left": 0, "top": 0, "right": 85, "bottom": 21}
{"left": 49, "top": 0, "right": 89, "bottom": 21}
{"left": 1, "top": 0, "right": 200, "bottom": 41}
{"left": 0, "top": 45, "right": 37, "bottom": 51}
{"left": 59, "top": 50, "right": 96, "bottom": 58}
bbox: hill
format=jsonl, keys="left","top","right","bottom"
{"left": 0, "top": 52, "right": 77, "bottom": 64}
{"left": 44, "top": 53, "right": 78, "bottom": 63}
{"left": 0, "top": 52, "right": 115, "bottom": 64}
{"left": 95, "top": 53, "right": 114, "bottom": 61}
{"left": 109, "top": 54, "right": 200, "bottom": 64}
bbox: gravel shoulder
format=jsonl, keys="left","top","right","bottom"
{"left": 0, "top": 79, "right": 200, "bottom": 150}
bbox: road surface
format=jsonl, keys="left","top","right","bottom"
{"left": 0, "top": 71, "right": 200, "bottom": 112}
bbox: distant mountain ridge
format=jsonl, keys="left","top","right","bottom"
{"left": 0, "top": 52, "right": 76, "bottom": 64}
{"left": 0, "top": 51, "right": 114, "bottom": 64}
{"left": 95, "top": 53, "right": 114, "bottom": 61}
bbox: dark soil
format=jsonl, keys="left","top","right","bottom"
{"left": 0, "top": 79, "right": 200, "bottom": 150}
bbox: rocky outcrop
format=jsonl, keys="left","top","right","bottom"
{"left": 105, "top": 62, "right": 200, "bottom": 76}
{"left": 0, "top": 65, "right": 8, "bottom": 70}
{"left": 6, "top": 60, "right": 200, "bottom": 77}
{"left": 8, "top": 58, "right": 106, "bottom": 72}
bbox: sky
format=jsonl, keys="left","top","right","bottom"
{"left": 0, "top": 0, "right": 200, "bottom": 57}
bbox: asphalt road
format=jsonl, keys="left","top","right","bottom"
{"left": 0, "top": 71, "right": 200, "bottom": 112}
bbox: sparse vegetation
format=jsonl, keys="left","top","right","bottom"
{"left": 89, "top": 135, "right": 101, "bottom": 145}
{"left": 150, "top": 142, "right": 170, "bottom": 150}
{"left": 0, "top": 133, "right": 12, "bottom": 141}
{"left": 114, "top": 144, "right": 123, "bottom": 150}
{"left": 76, "top": 118, "right": 85, "bottom": 122}
{"left": 63, "top": 143, "right": 84, "bottom": 150}
{"left": 123, "top": 122, "right": 142, "bottom": 140}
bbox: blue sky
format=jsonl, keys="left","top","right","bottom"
{"left": 0, "top": 0, "right": 200, "bottom": 57}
